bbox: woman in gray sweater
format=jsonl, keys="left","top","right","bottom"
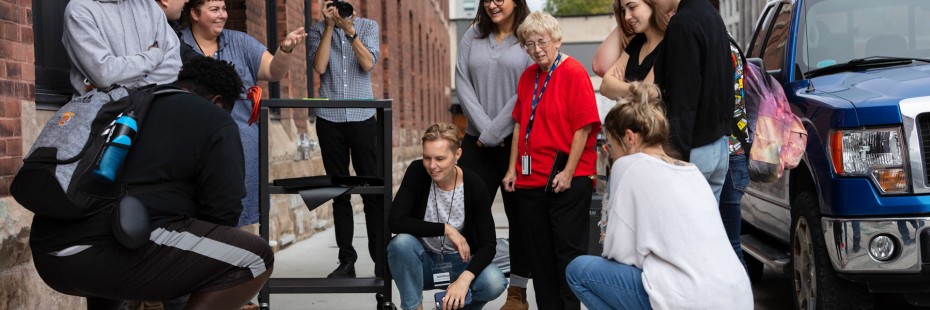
{"left": 454, "top": 1, "right": 533, "bottom": 308}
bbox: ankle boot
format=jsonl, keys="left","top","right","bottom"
{"left": 500, "top": 287, "right": 528, "bottom": 310}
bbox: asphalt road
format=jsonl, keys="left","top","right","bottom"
{"left": 752, "top": 265, "right": 926, "bottom": 310}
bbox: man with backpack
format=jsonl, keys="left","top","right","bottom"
{"left": 21, "top": 57, "right": 273, "bottom": 310}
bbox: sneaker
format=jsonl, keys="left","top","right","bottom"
{"left": 327, "top": 262, "right": 356, "bottom": 278}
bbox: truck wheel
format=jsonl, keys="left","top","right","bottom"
{"left": 790, "top": 191, "right": 873, "bottom": 310}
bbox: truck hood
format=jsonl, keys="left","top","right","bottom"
{"left": 811, "top": 63, "right": 930, "bottom": 109}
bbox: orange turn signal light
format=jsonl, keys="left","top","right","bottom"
{"left": 872, "top": 168, "right": 908, "bottom": 193}
{"left": 829, "top": 130, "right": 844, "bottom": 175}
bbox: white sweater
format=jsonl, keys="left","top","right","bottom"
{"left": 604, "top": 153, "right": 753, "bottom": 310}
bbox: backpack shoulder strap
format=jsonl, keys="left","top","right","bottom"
{"left": 729, "top": 37, "right": 749, "bottom": 68}
{"left": 733, "top": 121, "right": 752, "bottom": 153}
{"left": 151, "top": 85, "right": 190, "bottom": 97}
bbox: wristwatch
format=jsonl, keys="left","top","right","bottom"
{"left": 345, "top": 32, "right": 358, "bottom": 41}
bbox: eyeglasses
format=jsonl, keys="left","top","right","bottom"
{"left": 523, "top": 40, "right": 551, "bottom": 51}
{"left": 482, "top": 0, "right": 504, "bottom": 6}
{"left": 602, "top": 142, "right": 612, "bottom": 153}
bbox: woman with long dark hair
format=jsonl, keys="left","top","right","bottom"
{"left": 598, "top": 0, "right": 669, "bottom": 100}
{"left": 454, "top": 1, "right": 533, "bottom": 308}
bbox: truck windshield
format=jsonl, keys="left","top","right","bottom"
{"left": 798, "top": 0, "right": 930, "bottom": 75}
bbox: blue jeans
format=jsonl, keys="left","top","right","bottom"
{"left": 689, "top": 136, "right": 730, "bottom": 202}
{"left": 387, "top": 234, "right": 506, "bottom": 310}
{"left": 566, "top": 256, "right": 652, "bottom": 310}
{"left": 720, "top": 154, "right": 749, "bottom": 271}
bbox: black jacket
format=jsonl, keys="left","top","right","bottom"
{"left": 30, "top": 91, "right": 245, "bottom": 253}
{"left": 654, "top": 0, "right": 735, "bottom": 159}
{"left": 389, "top": 161, "right": 497, "bottom": 276}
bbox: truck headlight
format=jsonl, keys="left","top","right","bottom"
{"left": 829, "top": 127, "right": 908, "bottom": 194}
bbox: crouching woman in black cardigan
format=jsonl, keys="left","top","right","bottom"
{"left": 389, "top": 122, "right": 507, "bottom": 310}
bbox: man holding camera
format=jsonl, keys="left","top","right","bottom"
{"left": 308, "top": 0, "right": 383, "bottom": 279}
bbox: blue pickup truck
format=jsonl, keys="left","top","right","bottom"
{"left": 738, "top": 0, "right": 930, "bottom": 308}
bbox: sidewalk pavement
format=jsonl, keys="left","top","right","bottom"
{"left": 259, "top": 190, "right": 783, "bottom": 310}
{"left": 261, "top": 192, "right": 560, "bottom": 310}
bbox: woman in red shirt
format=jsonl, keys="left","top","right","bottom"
{"left": 502, "top": 11, "right": 601, "bottom": 310}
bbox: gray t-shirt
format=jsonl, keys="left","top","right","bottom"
{"left": 422, "top": 182, "right": 465, "bottom": 254}
{"left": 455, "top": 26, "right": 534, "bottom": 145}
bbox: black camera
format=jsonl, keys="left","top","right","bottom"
{"left": 327, "top": 0, "right": 353, "bottom": 18}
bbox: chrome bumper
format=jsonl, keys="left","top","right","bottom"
{"left": 822, "top": 217, "right": 928, "bottom": 273}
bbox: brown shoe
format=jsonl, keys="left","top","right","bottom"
{"left": 500, "top": 287, "right": 528, "bottom": 310}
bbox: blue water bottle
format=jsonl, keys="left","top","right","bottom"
{"left": 93, "top": 112, "right": 138, "bottom": 183}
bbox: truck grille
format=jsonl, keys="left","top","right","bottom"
{"left": 919, "top": 113, "right": 930, "bottom": 184}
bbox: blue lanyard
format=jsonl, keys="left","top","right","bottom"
{"left": 523, "top": 52, "right": 562, "bottom": 149}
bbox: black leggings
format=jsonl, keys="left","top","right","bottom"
{"left": 458, "top": 134, "right": 531, "bottom": 279}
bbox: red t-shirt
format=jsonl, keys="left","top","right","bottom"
{"left": 511, "top": 57, "right": 601, "bottom": 188}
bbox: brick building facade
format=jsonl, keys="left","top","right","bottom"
{"left": 0, "top": 0, "right": 451, "bottom": 308}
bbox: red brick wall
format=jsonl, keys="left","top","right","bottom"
{"left": 370, "top": 0, "right": 452, "bottom": 147}
{"left": 299, "top": 0, "right": 452, "bottom": 147}
{"left": 0, "top": 0, "right": 32, "bottom": 196}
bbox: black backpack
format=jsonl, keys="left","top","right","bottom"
{"left": 11, "top": 85, "right": 186, "bottom": 220}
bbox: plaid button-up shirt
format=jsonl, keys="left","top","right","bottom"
{"left": 308, "top": 18, "right": 380, "bottom": 122}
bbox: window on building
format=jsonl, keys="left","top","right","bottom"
{"left": 33, "top": 1, "right": 73, "bottom": 110}
{"left": 463, "top": 0, "right": 476, "bottom": 11}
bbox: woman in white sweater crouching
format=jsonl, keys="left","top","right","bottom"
{"left": 565, "top": 82, "right": 753, "bottom": 310}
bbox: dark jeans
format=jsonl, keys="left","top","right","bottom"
{"left": 458, "top": 134, "right": 531, "bottom": 279}
{"left": 316, "top": 117, "right": 385, "bottom": 276}
{"left": 516, "top": 177, "right": 592, "bottom": 310}
{"left": 720, "top": 154, "right": 749, "bottom": 270}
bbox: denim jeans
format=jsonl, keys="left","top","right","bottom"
{"left": 387, "top": 234, "right": 507, "bottom": 310}
{"left": 720, "top": 154, "right": 749, "bottom": 270}
{"left": 566, "top": 256, "right": 652, "bottom": 310}
{"left": 689, "top": 136, "right": 730, "bottom": 202}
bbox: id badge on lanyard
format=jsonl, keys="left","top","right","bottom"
{"left": 521, "top": 154, "right": 532, "bottom": 175}
{"left": 521, "top": 52, "right": 561, "bottom": 177}
{"left": 432, "top": 260, "right": 453, "bottom": 288}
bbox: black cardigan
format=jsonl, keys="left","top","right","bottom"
{"left": 653, "top": 0, "right": 735, "bottom": 159}
{"left": 390, "top": 160, "right": 497, "bottom": 276}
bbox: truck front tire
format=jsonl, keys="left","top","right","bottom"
{"left": 790, "top": 191, "right": 873, "bottom": 310}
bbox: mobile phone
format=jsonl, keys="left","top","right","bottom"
{"left": 433, "top": 289, "right": 473, "bottom": 308}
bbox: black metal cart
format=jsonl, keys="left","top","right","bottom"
{"left": 257, "top": 99, "right": 394, "bottom": 309}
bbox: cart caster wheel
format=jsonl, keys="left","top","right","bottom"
{"left": 376, "top": 293, "right": 396, "bottom": 310}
